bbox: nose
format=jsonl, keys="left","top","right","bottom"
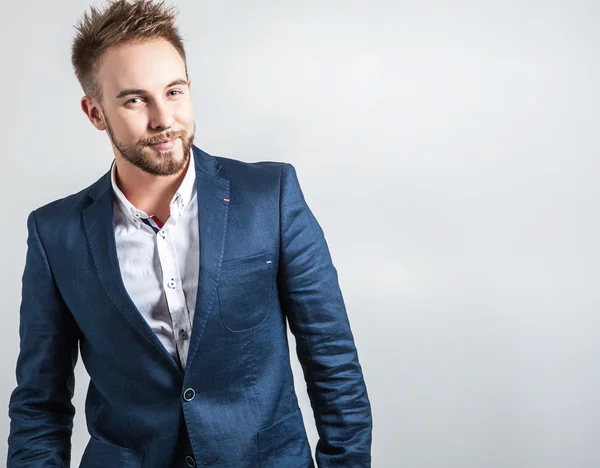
{"left": 149, "top": 101, "right": 174, "bottom": 130}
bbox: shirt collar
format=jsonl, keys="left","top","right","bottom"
{"left": 111, "top": 151, "right": 196, "bottom": 228}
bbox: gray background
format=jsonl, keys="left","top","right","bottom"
{"left": 2, "top": 1, "right": 599, "bottom": 467}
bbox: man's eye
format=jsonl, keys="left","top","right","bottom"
{"left": 127, "top": 97, "right": 143, "bottom": 105}
{"left": 169, "top": 90, "right": 182, "bottom": 96}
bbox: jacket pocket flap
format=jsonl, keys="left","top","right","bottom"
{"left": 80, "top": 437, "right": 144, "bottom": 467}
{"left": 258, "top": 408, "right": 313, "bottom": 467}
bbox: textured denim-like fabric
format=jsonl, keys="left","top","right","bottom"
{"left": 7, "top": 146, "right": 372, "bottom": 467}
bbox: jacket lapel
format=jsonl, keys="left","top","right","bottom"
{"left": 186, "top": 146, "right": 230, "bottom": 371}
{"left": 82, "top": 170, "right": 181, "bottom": 373}
{"left": 81, "top": 146, "right": 230, "bottom": 374}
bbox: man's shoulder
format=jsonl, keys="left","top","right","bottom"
{"left": 211, "top": 154, "right": 295, "bottom": 199}
{"left": 214, "top": 154, "right": 288, "bottom": 180}
{"left": 32, "top": 170, "right": 110, "bottom": 225}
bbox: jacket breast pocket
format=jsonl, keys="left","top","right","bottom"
{"left": 79, "top": 437, "right": 144, "bottom": 467}
{"left": 218, "top": 252, "right": 274, "bottom": 332}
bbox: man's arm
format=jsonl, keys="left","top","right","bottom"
{"left": 277, "top": 163, "right": 372, "bottom": 467}
{"left": 7, "top": 211, "right": 80, "bottom": 467}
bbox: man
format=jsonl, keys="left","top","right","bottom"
{"left": 7, "top": 1, "right": 372, "bottom": 467}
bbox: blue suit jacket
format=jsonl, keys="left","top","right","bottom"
{"left": 7, "top": 146, "right": 372, "bottom": 467}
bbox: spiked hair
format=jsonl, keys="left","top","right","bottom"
{"left": 71, "top": 0, "right": 187, "bottom": 101}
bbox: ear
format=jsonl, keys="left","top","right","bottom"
{"left": 81, "top": 96, "right": 107, "bottom": 131}
{"left": 187, "top": 78, "right": 192, "bottom": 89}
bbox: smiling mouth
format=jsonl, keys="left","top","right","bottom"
{"left": 148, "top": 137, "right": 180, "bottom": 151}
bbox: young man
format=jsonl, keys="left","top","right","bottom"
{"left": 7, "top": 1, "right": 372, "bottom": 467}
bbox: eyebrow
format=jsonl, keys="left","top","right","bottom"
{"left": 115, "top": 78, "right": 188, "bottom": 99}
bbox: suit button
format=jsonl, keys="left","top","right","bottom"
{"left": 185, "top": 455, "right": 196, "bottom": 467}
{"left": 183, "top": 388, "right": 195, "bottom": 401}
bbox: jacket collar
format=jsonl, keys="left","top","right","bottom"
{"left": 88, "top": 144, "right": 222, "bottom": 202}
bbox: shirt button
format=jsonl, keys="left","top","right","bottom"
{"left": 183, "top": 388, "right": 195, "bottom": 402}
{"left": 159, "top": 230, "right": 166, "bottom": 238}
{"left": 167, "top": 279, "right": 176, "bottom": 289}
{"left": 185, "top": 455, "right": 196, "bottom": 467}
{"left": 179, "top": 329, "right": 189, "bottom": 340}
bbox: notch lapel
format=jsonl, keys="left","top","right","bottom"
{"left": 82, "top": 172, "right": 181, "bottom": 373}
{"left": 185, "top": 147, "right": 230, "bottom": 371}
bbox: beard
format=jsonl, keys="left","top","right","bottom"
{"left": 105, "top": 118, "right": 196, "bottom": 176}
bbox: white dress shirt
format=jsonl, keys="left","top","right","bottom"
{"left": 110, "top": 154, "right": 199, "bottom": 370}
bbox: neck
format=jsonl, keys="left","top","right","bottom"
{"left": 113, "top": 153, "right": 190, "bottom": 222}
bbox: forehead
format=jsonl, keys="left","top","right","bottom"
{"left": 99, "top": 38, "right": 186, "bottom": 96}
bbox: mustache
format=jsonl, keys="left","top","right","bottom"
{"left": 142, "top": 130, "right": 186, "bottom": 146}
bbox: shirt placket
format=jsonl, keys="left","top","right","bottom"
{"left": 156, "top": 219, "right": 193, "bottom": 370}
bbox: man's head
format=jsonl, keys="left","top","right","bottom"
{"left": 72, "top": 0, "right": 195, "bottom": 176}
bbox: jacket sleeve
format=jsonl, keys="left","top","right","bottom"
{"left": 277, "top": 163, "right": 372, "bottom": 467}
{"left": 7, "top": 210, "right": 81, "bottom": 467}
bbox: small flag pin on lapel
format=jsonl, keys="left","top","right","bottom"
{"left": 224, "top": 198, "right": 230, "bottom": 203}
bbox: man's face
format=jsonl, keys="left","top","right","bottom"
{"left": 94, "top": 38, "right": 195, "bottom": 176}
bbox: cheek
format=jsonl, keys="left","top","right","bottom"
{"left": 113, "top": 114, "right": 148, "bottom": 141}
{"left": 175, "top": 102, "right": 194, "bottom": 127}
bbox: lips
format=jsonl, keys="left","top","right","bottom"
{"left": 153, "top": 137, "right": 176, "bottom": 145}
{"left": 151, "top": 137, "right": 178, "bottom": 150}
